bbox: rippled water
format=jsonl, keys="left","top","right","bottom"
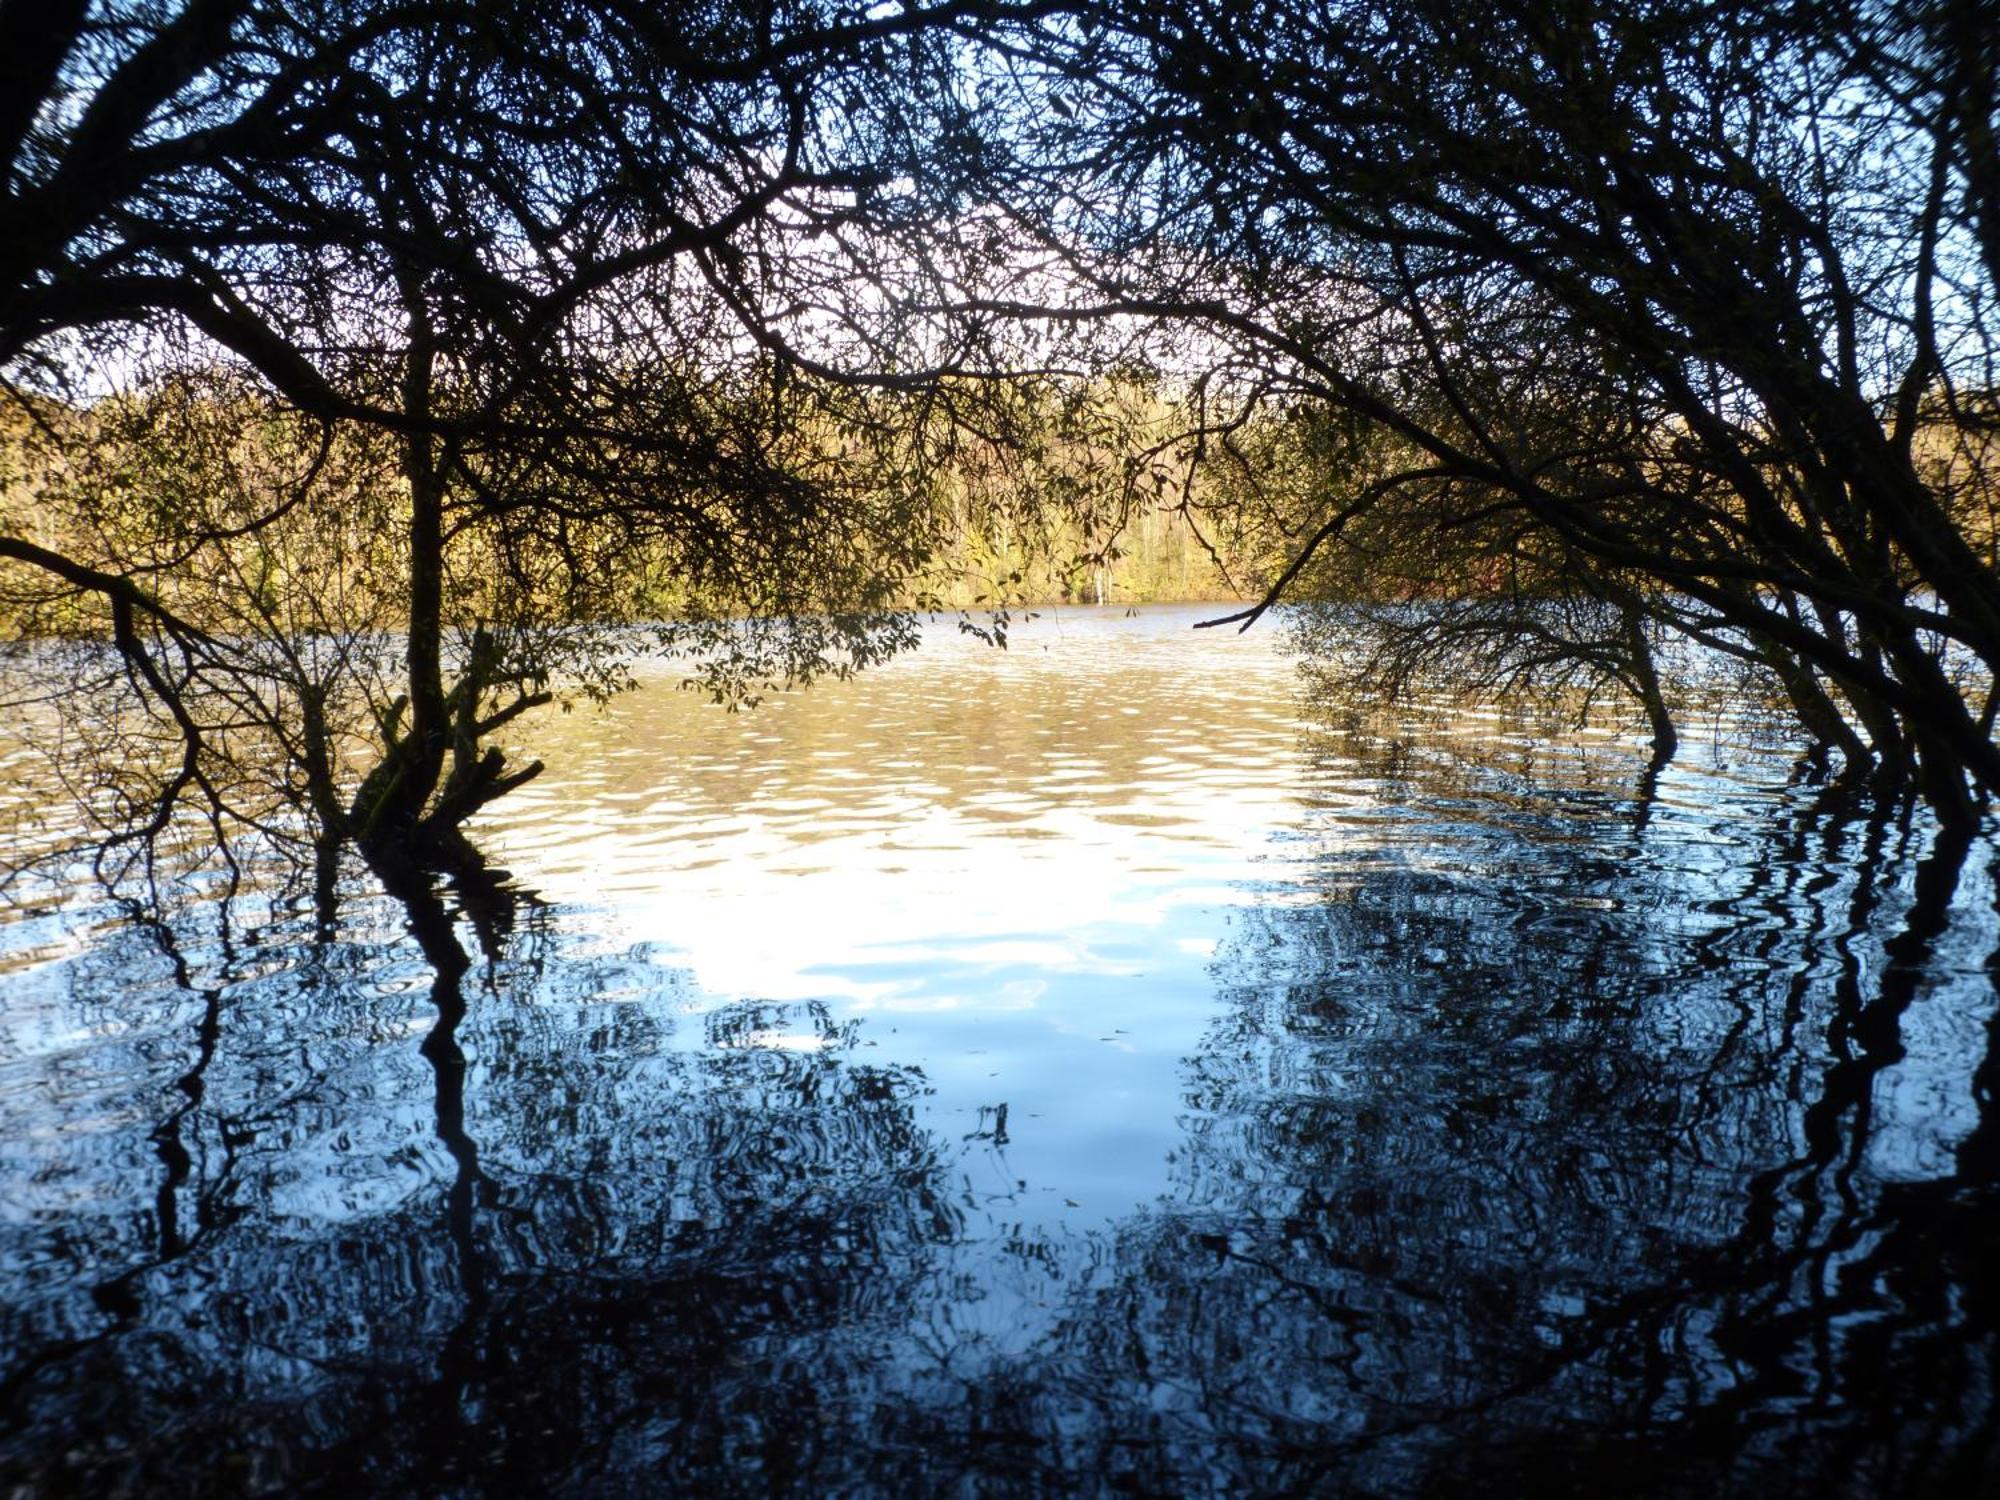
{"left": 3, "top": 605, "right": 1996, "bottom": 1495}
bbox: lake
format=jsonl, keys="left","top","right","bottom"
{"left": 3, "top": 604, "right": 1996, "bottom": 1494}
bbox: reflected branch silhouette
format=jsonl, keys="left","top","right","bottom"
{"left": 3, "top": 628, "right": 1995, "bottom": 1493}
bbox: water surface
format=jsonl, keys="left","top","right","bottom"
{"left": 3, "top": 605, "right": 1996, "bottom": 1494}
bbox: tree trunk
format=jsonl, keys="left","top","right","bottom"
{"left": 352, "top": 302, "right": 450, "bottom": 851}
{"left": 1756, "top": 639, "right": 1874, "bottom": 783}
{"left": 1619, "top": 600, "right": 1677, "bottom": 758}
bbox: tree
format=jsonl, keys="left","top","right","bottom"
{"left": 1, "top": 0, "right": 1017, "bottom": 884}
{"left": 1203, "top": 394, "right": 1687, "bottom": 755}
{"left": 983, "top": 0, "right": 2000, "bottom": 824}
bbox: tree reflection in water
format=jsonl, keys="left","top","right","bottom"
{"left": 2, "top": 728, "right": 1996, "bottom": 1495}
{"left": 1043, "top": 787, "right": 1998, "bottom": 1494}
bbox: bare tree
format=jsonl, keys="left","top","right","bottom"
{"left": 975, "top": 0, "right": 2000, "bottom": 824}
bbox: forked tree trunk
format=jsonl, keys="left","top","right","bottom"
{"left": 1756, "top": 639, "right": 1875, "bottom": 784}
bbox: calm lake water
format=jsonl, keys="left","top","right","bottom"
{"left": 3, "top": 605, "right": 1996, "bottom": 1495}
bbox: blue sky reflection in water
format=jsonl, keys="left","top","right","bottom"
{"left": 1, "top": 605, "right": 1996, "bottom": 1494}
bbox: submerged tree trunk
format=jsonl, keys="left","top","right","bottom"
{"left": 345, "top": 301, "right": 546, "bottom": 875}
{"left": 1619, "top": 601, "right": 1677, "bottom": 759}
{"left": 1756, "top": 638, "right": 1875, "bottom": 784}
{"left": 350, "top": 312, "right": 448, "bottom": 854}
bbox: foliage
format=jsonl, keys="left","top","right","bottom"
{"left": 10, "top": 0, "right": 2000, "bottom": 886}
{"left": 978, "top": 0, "right": 2000, "bottom": 821}
{"left": 0, "top": 0, "right": 1016, "bottom": 881}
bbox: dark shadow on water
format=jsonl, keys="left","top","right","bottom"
{"left": 1, "top": 749, "right": 1996, "bottom": 1494}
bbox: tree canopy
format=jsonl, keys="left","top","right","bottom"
{"left": 2, "top": 0, "right": 1044, "bottom": 885}
{"left": 975, "top": 0, "right": 2000, "bottom": 822}
{"left": 4, "top": 0, "right": 1998, "bottom": 891}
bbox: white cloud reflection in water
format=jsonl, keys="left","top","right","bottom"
{"left": 479, "top": 605, "right": 1313, "bottom": 1230}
